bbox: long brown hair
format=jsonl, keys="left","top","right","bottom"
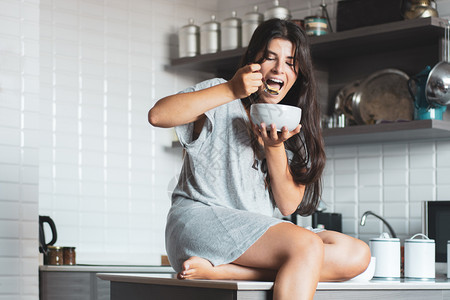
{"left": 241, "top": 19, "right": 326, "bottom": 216}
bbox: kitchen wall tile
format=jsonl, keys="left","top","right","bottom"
{"left": 437, "top": 167, "right": 450, "bottom": 184}
{"left": 383, "top": 169, "right": 408, "bottom": 186}
{"left": 436, "top": 140, "right": 450, "bottom": 167}
{"left": 383, "top": 186, "right": 408, "bottom": 202}
{"left": 383, "top": 202, "right": 408, "bottom": 219}
{"left": 383, "top": 155, "right": 408, "bottom": 170}
{"left": 437, "top": 185, "right": 450, "bottom": 200}
{"left": 386, "top": 219, "right": 408, "bottom": 236}
{"left": 334, "top": 157, "right": 357, "bottom": 172}
{"left": 410, "top": 153, "right": 435, "bottom": 169}
{"left": 409, "top": 201, "right": 423, "bottom": 219}
{"left": 358, "top": 170, "right": 382, "bottom": 186}
{"left": 383, "top": 143, "right": 408, "bottom": 156}
{"left": 409, "top": 185, "right": 435, "bottom": 202}
{"left": 409, "top": 218, "right": 422, "bottom": 236}
{"left": 333, "top": 145, "right": 358, "bottom": 158}
{"left": 409, "top": 168, "right": 435, "bottom": 185}
{"left": 359, "top": 186, "right": 382, "bottom": 202}
{"left": 358, "top": 157, "right": 381, "bottom": 170}
{"left": 358, "top": 219, "right": 382, "bottom": 235}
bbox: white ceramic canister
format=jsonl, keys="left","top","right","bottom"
{"left": 200, "top": 15, "right": 220, "bottom": 54}
{"left": 369, "top": 237, "right": 401, "bottom": 278}
{"left": 264, "top": 0, "right": 291, "bottom": 21}
{"left": 221, "top": 11, "right": 241, "bottom": 51}
{"left": 242, "top": 6, "right": 263, "bottom": 47}
{"left": 178, "top": 18, "right": 199, "bottom": 58}
{"left": 404, "top": 233, "right": 435, "bottom": 279}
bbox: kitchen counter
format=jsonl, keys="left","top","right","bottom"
{"left": 97, "top": 273, "right": 450, "bottom": 300}
{"left": 39, "top": 265, "right": 175, "bottom": 300}
{"left": 39, "top": 264, "right": 174, "bottom": 273}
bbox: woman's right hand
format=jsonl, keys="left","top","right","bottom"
{"left": 228, "top": 64, "right": 263, "bottom": 99}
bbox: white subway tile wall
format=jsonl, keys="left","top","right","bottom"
{"left": 1, "top": 0, "right": 450, "bottom": 298}
{"left": 38, "top": 0, "right": 218, "bottom": 265}
{"left": 0, "top": 0, "right": 40, "bottom": 298}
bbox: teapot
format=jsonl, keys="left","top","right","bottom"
{"left": 39, "top": 215, "right": 57, "bottom": 255}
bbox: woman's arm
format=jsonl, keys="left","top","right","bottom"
{"left": 255, "top": 123, "right": 304, "bottom": 216}
{"left": 149, "top": 64, "right": 263, "bottom": 128}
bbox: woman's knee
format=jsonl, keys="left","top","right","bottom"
{"left": 340, "top": 239, "right": 371, "bottom": 279}
{"left": 283, "top": 228, "right": 324, "bottom": 263}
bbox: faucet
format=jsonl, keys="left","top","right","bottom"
{"left": 360, "top": 211, "right": 397, "bottom": 238}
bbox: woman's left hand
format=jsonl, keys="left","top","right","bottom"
{"left": 253, "top": 123, "right": 301, "bottom": 148}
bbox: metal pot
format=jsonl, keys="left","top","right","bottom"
{"left": 242, "top": 6, "right": 263, "bottom": 47}
{"left": 221, "top": 11, "right": 241, "bottom": 51}
{"left": 426, "top": 21, "right": 450, "bottom": 106}
{"left": 178, "top": 18, "right": 199, "bottom": 58}
{"left": 200, "top": 15, "right": 220, "bottom": 54}
{"left": 264, "top": 0, "right": 291, "bottom": 21}
{"left": 404, "top": 0, "right": 438, "bottom": 19}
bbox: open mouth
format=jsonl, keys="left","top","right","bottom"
{"left": 263, "top": 78, "right": 284, "bottom": 95}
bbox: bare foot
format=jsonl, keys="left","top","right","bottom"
{"left": 178, "top": 256, "right": 218, "bottom": 280}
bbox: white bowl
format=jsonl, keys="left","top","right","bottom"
{"left": 348, "top": 256, "right": 376, "bottom": 282}
{"left": 250, "top": 103, "right": 302, "bottom": 131}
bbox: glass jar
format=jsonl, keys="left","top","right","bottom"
{"left": 63, "top": 247, "right": 76, "bottom": 265}
{"left": 47, "top": 246, "right": 63, "bottom": 265}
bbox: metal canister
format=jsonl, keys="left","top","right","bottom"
{"left": 242, "top": 6, "right": 263, "bottom": 47}
{"left": 200, "top": 15, "right": 220, "bottom": 54}
{"left": 264, "top": 0, "right": 291, "bottom": 21}
{"left": 221, "top": 11, "right": 242, "bottom": 51}
{"left": 178, "top": 18, "right": 199, "bottom": 58}
{"left": 304, "top": 16, "right": 328, "bottom": 36}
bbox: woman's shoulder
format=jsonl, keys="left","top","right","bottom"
{"left": 180, "top": 78, "right": 227, "bottom": 93}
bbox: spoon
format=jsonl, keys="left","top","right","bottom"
{"left": 263, "top": 81, "right": 279, "bottom": 95}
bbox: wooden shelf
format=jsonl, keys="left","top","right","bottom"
{"left": 170, "top": 17, "right": 447, "bottom": 77}
{"left": 323, "top": 119, "right": 450, "bottom": 146}
{"left": 170, "top": 17, "right": 450, "bottom": 147}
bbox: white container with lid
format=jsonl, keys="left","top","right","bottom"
{"left": 200, "top": 15, "right": 220, "bottom": 54}
{"left": 404, "top": 233, "right": 435, "bottom": 279}
{"left": 369, "top": 236, "right": 401, "bottom": 278}
{"left": 264, "top": 0, "right": 291, "bottom": 21}
{"left": 242, "top": 6, "right": 263, "bottom": 47}
{"left": 178, "top": 18, "right": 199, "bottom": 58}
{"left": 221, "top": 11, "right": 241, "bottom": 51}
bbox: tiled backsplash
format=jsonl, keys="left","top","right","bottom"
{"left": 1, "top": 0, "right": 450, "bottom": 298}
{"left": 318, "top": 140, "right": 450, "bottom": 245}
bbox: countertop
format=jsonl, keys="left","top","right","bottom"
{"left": 39, "top": 264, "right": 175, "bottom": 273}
{"left": 97, "top": 272, "right": 450, "bottom": 291}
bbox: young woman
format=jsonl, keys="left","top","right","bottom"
{"left": 149, "top": 19, "right": 370, "bottom": 300}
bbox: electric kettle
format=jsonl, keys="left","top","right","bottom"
{"left": 39, "top": 215, "right": 57, "bottom": 255}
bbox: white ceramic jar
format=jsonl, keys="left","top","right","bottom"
{"left": 242, "top": 6, "right": 263, "bottom": 47}
{"left": 369, "top": 237, "right": 401, "bottom": 278}
{"left": 200, "top": 15, "right": 220, "bottom": 54}
{"left": 404, "top": 233, "right": 435, "bottom": 279}
{"left": 221, "top": 11, "right": 241, "bottom": 51}
{"left": 178, "top": 18, "right": 199, "bottom": 58}
{"left": 264, "top": 0, "right": 291, "bottom": 21}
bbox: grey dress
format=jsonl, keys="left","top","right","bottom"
{"left": 165, "top": 78, "right": 285, "bottom": 272}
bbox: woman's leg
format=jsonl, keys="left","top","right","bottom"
{"left": 316, "top": 230, "right": 371, "bottom": 281}
{"left": 181, "top": 222, "right": 324, "bottom": 300}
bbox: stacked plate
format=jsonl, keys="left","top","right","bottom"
{"left": 334, "top": 69, "right": 414, "bottom": 125}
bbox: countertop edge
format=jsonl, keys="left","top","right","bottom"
{"left": 96, "top": 273, "right": 450, "bottom": 291}
{"left": 40, "top": 265, "right": 175, "bottom": 273}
